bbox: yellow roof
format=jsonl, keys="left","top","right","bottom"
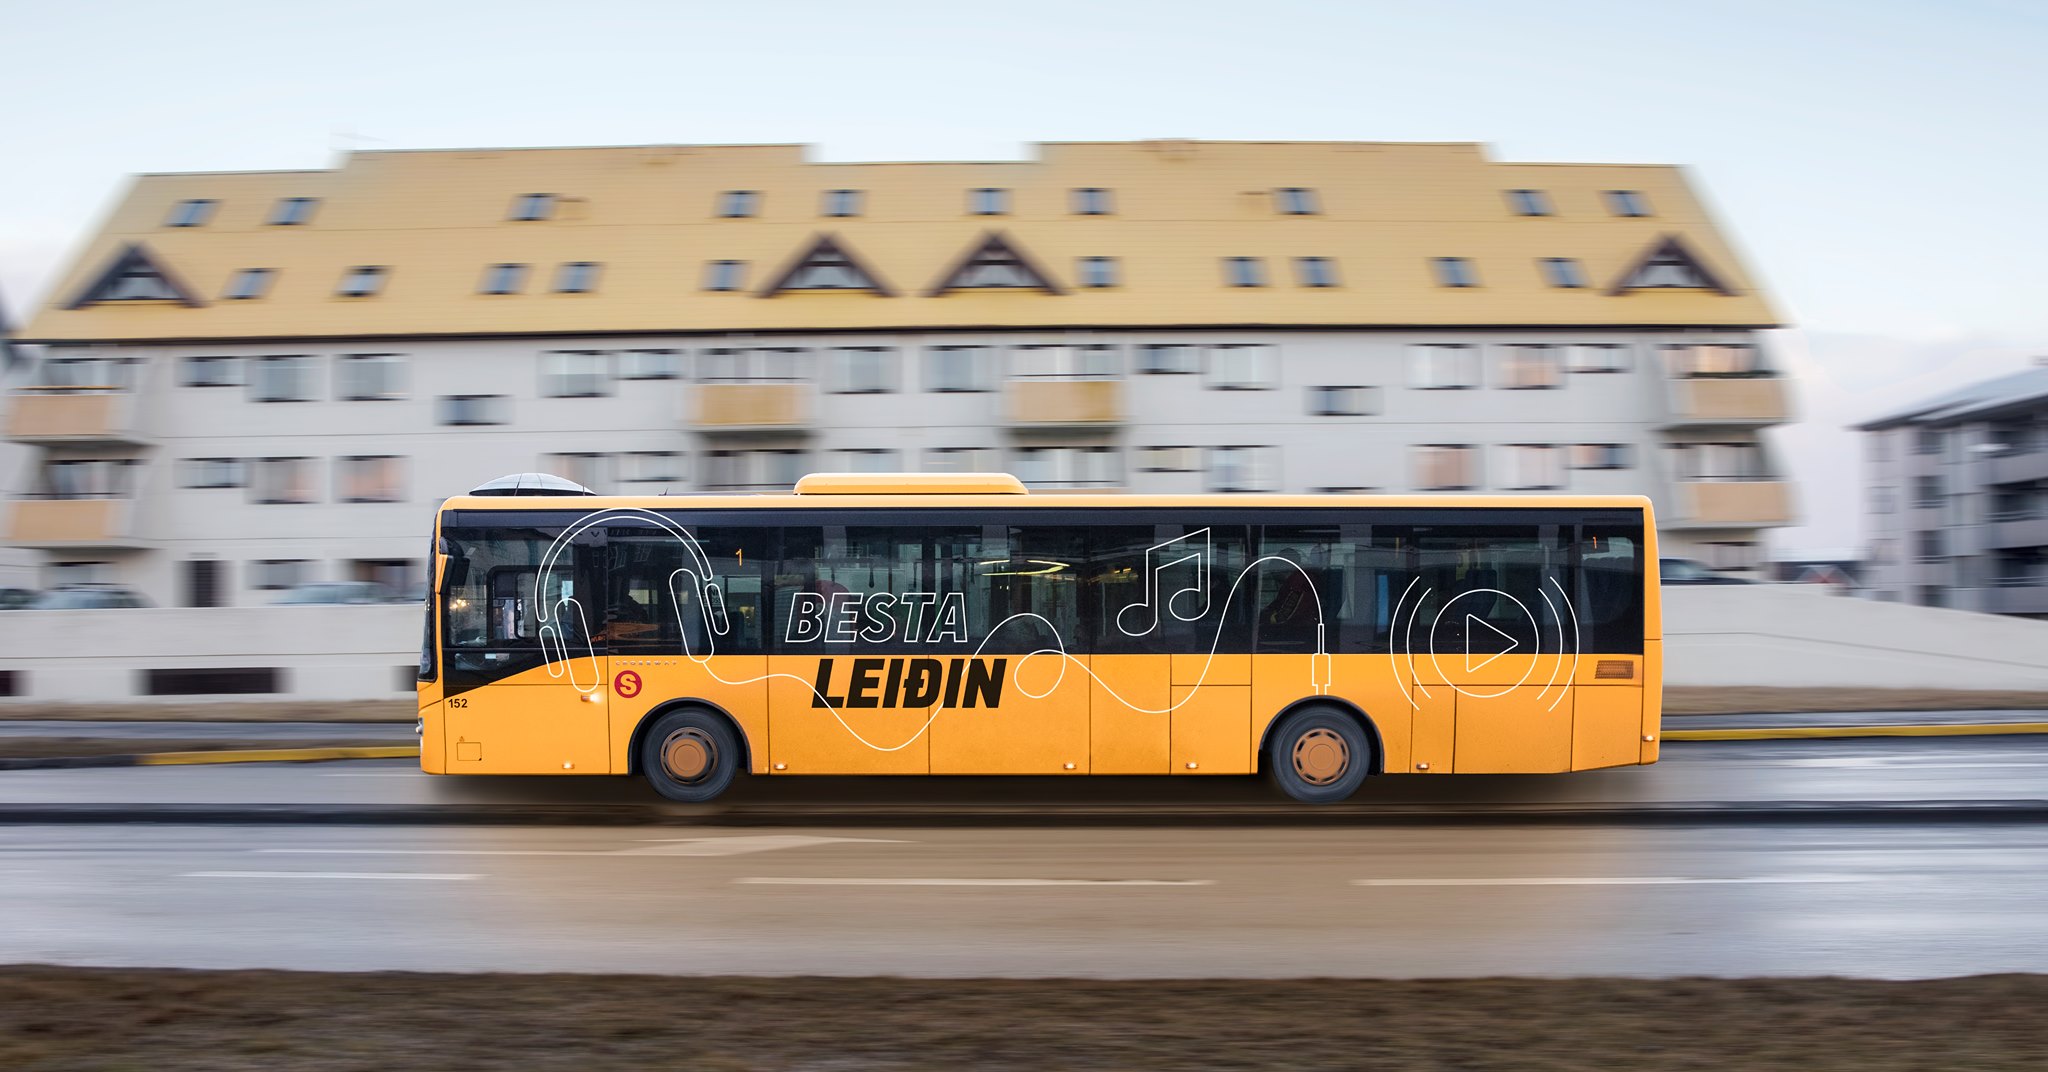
{"left": 23, "top": 140, "right": 1779, "bottom": 343}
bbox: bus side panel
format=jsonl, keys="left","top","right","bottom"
{"left": 441, "top": 663, "right": 611, "bottom": 775}
{"left": 608, "top": 656, "right": 769, "bottom": 775}
{"left": 1090, "top": 655, "right": 1170, "bottom": 773}
{"left": 931, "top": 653, "right": 1091, "bottom": 774}
{"left": 1409, "top": 688, "right": 1456, "bottom": 773}
{"left": 1572, "top": 684, "right": 1643, "bottom": 770}
{"left": 1455, "top": 683, "right": 1573, "bottom": 774}
{"left": 766, "top": 655, "right": 928, "bottom": 774}
{"left": 1641, "top": 639, "right": 1662, "bottom": 764}
{"left": 1170, "top": 685, "right": 1251, "bottom": 774}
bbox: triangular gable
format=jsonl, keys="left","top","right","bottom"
{"left": 757, "top": 234, "right": 896, "bottom": 296}
{"left": 64, "top": 243, "right": 206, "bottom": 308}
{"left": 1606, "top": 234, "right": 1737, "bottom": 296}
{"left": 926, "top": 231, "right": 1065, "bottom": 296}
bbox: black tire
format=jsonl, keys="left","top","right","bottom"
{"left": 1266, "top": 705, "right": 1372, "bottom": 804}
{"left": 639, "top": 708, "right": 742, "bottom": 804}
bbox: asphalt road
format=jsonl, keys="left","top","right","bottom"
{"left": 4, "top": 819, "right": 2047, "bottom": 978}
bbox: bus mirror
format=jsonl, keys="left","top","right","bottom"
{"left": 438, "top": 554, "right": 469, "bottom": 592}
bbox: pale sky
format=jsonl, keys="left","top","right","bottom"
{"left": 2, "top": 0, "right": 2043, "bottom": 554}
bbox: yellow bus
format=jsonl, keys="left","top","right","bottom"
{"left": 417, "top": 473, "right": 1660, "bottom": 803}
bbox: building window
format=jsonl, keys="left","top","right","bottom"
{"left": 969, "top": 187, "right": 1009, "bottom": 215}
{"left": 268, "top": 197, "right": 319, "bottom": 225}
{"left": 1077, "top": 256, "right": 1119, "bottom": 288}
{"left": 336, "top": 353, "right": 406, "bottom": 401}
{"left": 336, "top": 266, "right": 388, "bottom": 297}
{"left": 1540, "top": 257, "right": 1587, "bottom": 288}
{"left": 1207, "top": 344, "right": 1277, "bottom": 390}
{"left": 509, "top": 193, "right": 555, "bottom": 221}
{"left": 718, "top": 190, "right": 760, "bottom": 218}
{"left": 480, "top": 263, "right": 529, "bottom": 295}
{"left": 554, "top": 262, "right": 600, "bottom": 293}
{"left": 1915, "top": 475, "right": 1942, "bottom": 508}
{"left": 1914, "top": 427, "right": 1944, "bottom": 455}
{"left": 617, "top": 349, "right": 682, "bottom": 380}
{"left": 542, "top": 452, "right": 611, "bottom": 493}
{"left": 1629, "top": 249, "right": 1717, "bottom": 288}
{"left": 36, "top": 459, "right": 140, "bottom": 500}
{"left": 1570, "top": 443, "right": 1631, "bottom": 470}
{"left": 1135, "top": 344, "right": 1199, "bottom": 375}
{"left": 1413, "top": 445, "right": 1478, "bottom": 491}
{"left": 1275, "top": 187, "right": 1319, "bottom": 215}
{"left": 166, "top": 199, "right": 218, "bottom": 227}
{"left": 1661, "top": 343, "right": 1762, "bottom": 377}
{"left": 703, "top": 260, "right": 747, "bottom": 292}
{"left": 1135, "top": 446, "right": 1203, "bottom": 473}
{"left": 1605, "top": 190, "right": 1651, "bottom": 217}
{"left": 833, "top": 448, "right": 901, "bottom": 473}
{"left": 223, "top": 268, "right": 275, "bottom": 300}
{"left": 1224, "top": 257, "right": 1267, "bottom": 287}
{"left": 1872, "top": 486, "right": 1896, "bottom": 515}
{"left": 1507, "top": 189, "right": 1552, "bottom": 217}
{"left": 178, "top": 458, "right": 247, "bottom": 489}
{"left": 822, "top": 189, "right": 862, "bottom": 217}
{"left": 618, "top": 451, "right": 684, "bottom": 486}
{"left": 1500, "top": 444, "right": 1565, "bottom": 490}
{"left": 181, "top": 356, "right": 241, "bottom": 387}
{"left": 1433, "top": 257, "right": 1478, "bottom": 288}
{"left": 337, "top": 455, "right": 406, "bottom": 503}
{"left": 1012, "top": 446, "right": 1119, "bottom": 488}
{"left": 1668, "top": 441, "right": 1767, "bottom": 482}
{"left": 251, "top": 559, "right": 310, "bottom": 591}
{"left": 248, "top": 355, "right": 315, "bottom": 402}
{"left": 1294, "top": 257, "right": 1338, "bottom": 287}
{"left": 1071, "top": 187, "right": 1113, "bottom": 215}
{"left": 1916, "top": 530, "right": 1944, "bottom": 562}
{"left": 40, "top": 356, "right": 139, "bottom": 391}
{"left": 923, "top": 345, "right": 995, "bottom": 392}
{"left": 1208, "top": 446, "right": 1278, "bottom": 492}
{"left": 1408, "top": 344, "right": 1479, "bottom": 389}
{"left": 541, "top": 350, "right": 611, "bottom": 397}
{"left": 438, "top": 394, "right": 510, "bottom": 426}
{"left": 827, "top": 347, "right": 899, "bottom": 394}
{"left": 1567, "top": 343, "right": 1630, "bottom": 373}
{"left": 250, "top": 457, "right": 316, "bottom": 504}
{"left": 922, "top": 447, "right": 1001, "bottom": 473}
{"left": 47, "top": 561, "right": 113, "bottom": 587}
{"left": 1010, "top": 344, "right": 1118, "bottom": 380}
{"left": 1308, "top": 385, "right": 1380, "bottom": 416}
{"left": 699, "top": 346, "right": 806, "bottom": 383}
{"left": 1499, "top": 344, "right": 1563, "bottom": 389}
{"left": 704, "top": 449, "right": 807, "bottom": 491}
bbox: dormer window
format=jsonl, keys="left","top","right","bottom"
{"left": 336, "top": 266, "right": 388, "bottom": 298}
{"left": 553, "top": 262, "right": 600, "bottom": 293}
{"left": 822, "top": 189, "right": 863, "bottom": 217}
{"left": 1224, "top": 257, "right": 1267, "bottom": 287}
{"left": 165, "top": 199, "right": 217, "bottom": 227}
{"left": 718, "top": 190, "right": 760, "bottom": 218}
{"left": 1540, "top": 257, "right": 1588, "bottom": 288}
{"left": 1605, "top": 190, "right": 1651, "bottom": 217}
{"left": 268, "top": 197, "right": 319, "bottom": 226}
{"left": 1295, "top": 257, "right": 1338, "bottom": 287}
{"left": 1433, "top": 257, "right": 1477, "bottom": 288}
{"left": 509, "top": 193, "right": 556, "bottom": 221}
{"left": 1071, "top": 187, "right": 1113, "bottom": 215}
{"left": 1507, "top": 189, "right": 1552, "bottom": 216}
{"left": 1275, "top": 187, "right": 1319, "bottom": 215}
{"left": 480, "top": 263, "right": 528, "bottom": 295}
{"left": 223, "top": 268, "right": 275, "bottom": 300}
{"left": 970, "top": 187, "right": 1009, "bottom": 215}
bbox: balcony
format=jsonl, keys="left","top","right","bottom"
{"left": 1005, "top": 379, "right": 1124, "bottom": 428}
{"left": 688, "top": 383, "right": 813, "bottom": 433}
{"left": 1667, "top": 480, "right": 1795, "bottom": 529}
{"left": 1986, "top": 514, "right": 2048, "bottom": 550}
{"left": 1660, "top": 376, "right": 1789, "bottom": 428}
{"left": 1987, "top": 450, "right": 2048, "bottom": 486}
{"left": 1983, "top": 581, "right": 2048, "bottom": 616}
{"left": 7, "top": 498, "right": 147, "bottom": 549}
{"left": 5, "top": 388, "right": 149, "bottom": 445}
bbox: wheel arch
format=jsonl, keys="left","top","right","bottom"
{"left": 626, "top": 698, "right": 755, "bottom": 776}
{"left": 1257, "top": 696, "right": 1384, "bottom": 777}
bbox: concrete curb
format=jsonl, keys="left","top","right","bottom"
{"left": 1663, "top": 723, "right": 2048, "bottom": 741}
{"left": 2, "top": 799, "right": 2047, "bottom": 827}
{"left": 0, "top": 745, "right": 418, "bottom": 773}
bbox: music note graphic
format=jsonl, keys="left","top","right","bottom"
{"left": 1116, "top": 528, "right": 1212, "bottom": 637}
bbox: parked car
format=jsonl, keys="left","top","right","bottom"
{"left": 271, "top": 581, "right": 401, "bottom": 605}
{"left": 33, "top": 584, "right": 153, "bottom": 609}
{"left": 1659, "top": 558, "right": 1755, "bottom": 585}
{"left": 0, "top": 587, "right": 38, "bottom": 610}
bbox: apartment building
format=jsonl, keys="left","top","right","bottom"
{"left": 8, "top": 140, "right": 1794, "bottom": 607}
{"left": 1859, "top": 363, "right": 2048, "bottom": 616}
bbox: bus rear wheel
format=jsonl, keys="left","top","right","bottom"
{"left": 640, "top": 709, "right": 741, "bottom": 803}
{"left": 1267, "top": 706, "right": 1371, "bottom": 803}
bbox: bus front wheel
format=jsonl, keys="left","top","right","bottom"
{"left": 640, "top": 709, "right": 742, "bottom": 803}
{"left": 1266, "top": 706, "right": 1371, "bottom": 804}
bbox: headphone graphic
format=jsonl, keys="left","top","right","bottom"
{"left": 535, "top": 509, "right": 730, "bottom": 691}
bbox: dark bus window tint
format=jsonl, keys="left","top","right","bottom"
{"left": 1398, "top": 524, "right": 1575, "bottom": 661}
{"left": 1578, "top": 524, "right": 1645, "bottom": 653}
{"left": 1255, "top": 524, "right": 1371, "bottom": 653}
{"left": 1089, "top": 523, "right": 1252, "bottom": 655}
{"left": 439, "top": 525, "right": 603, "bottom": 690}
{"left": 608, "top": 522, "right": 773, "bottom": 657}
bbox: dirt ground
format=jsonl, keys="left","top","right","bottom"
{"left": 0, "top": 967, "right": 2043, "bottom": 1071}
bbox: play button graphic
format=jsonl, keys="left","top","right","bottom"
{"left": 1464, "top": 615, "right": 1518, "bottom": 673}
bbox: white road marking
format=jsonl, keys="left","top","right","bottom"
{"left": 1352, "top": 874, "right": 1872, "bottom": 887}
{"left": 183, "top": 871, "right": 479, "bottom": 881}
{"left": 735, "top": 877, "right": 1215, "bottom": 887}
{"left": 255, "top": 835, "right": 906, "bottom": 859}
